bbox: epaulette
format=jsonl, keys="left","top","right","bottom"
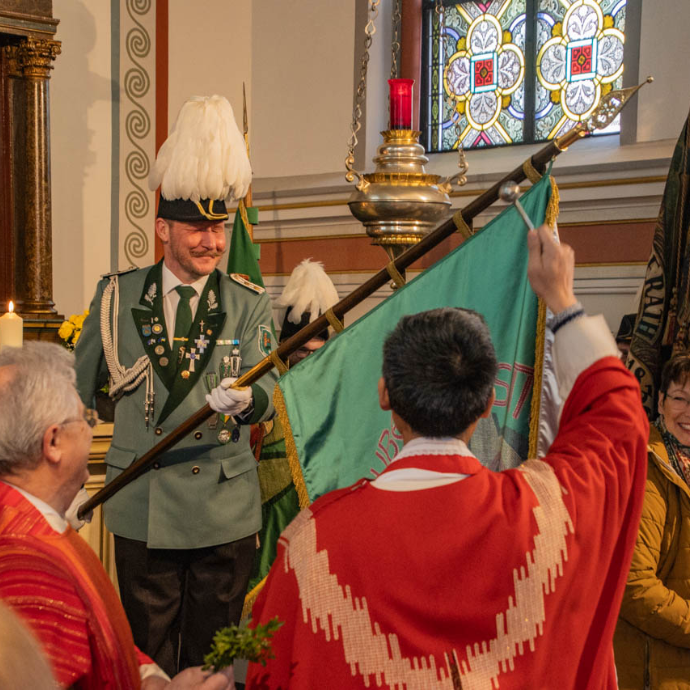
{"left": 230, "top": 273, "right": 265, "bottom": 294}
{"left": 101, "top": 266, "right": 138, "bottom": 279}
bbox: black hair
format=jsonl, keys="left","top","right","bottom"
{"left": 382, "top": 308, "right": 498, "bottom": 437}
{"left": 660, "top": 354, "right": 690, "bottom": 397}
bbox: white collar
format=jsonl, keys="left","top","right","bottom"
{"left": 161, "top": 262, "right": 210, "bottom": 298}
{"left": 1, "top": 480, "right": 68, "bottom": 533}
{"left": 370, "top": 437, "right": 476, "bottom": 492}
{"left": 391, "top": 436, "right": 476, "bottom": 464}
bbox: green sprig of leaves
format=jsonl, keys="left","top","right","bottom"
{"left": 202, "top": 617, "right": 284, "bottom": 672}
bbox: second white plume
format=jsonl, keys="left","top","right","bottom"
{"left": 276, "top": 259, "right": 340, "bottom": 324}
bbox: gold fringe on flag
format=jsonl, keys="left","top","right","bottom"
{"left": 238, "top": 197, "right": 250, "bottom": 230}
{"left": 528, "top": 298, "right": 547, "bottom": 459}
{"left": 546, "top": 176, "right": 560, "bottom": 228}
{"left": 242, "top": 575, "right": 267, "bottom": 620}
{"left": 274, "top": 385, "right": 311, "bottom": 510}
{"left": 528, "top": 175, "right": 560, "bottom": 459}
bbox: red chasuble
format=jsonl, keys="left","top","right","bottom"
{"left": 0, "top": 484, "right": 152, "bottom": 689}
{"left": 246, "top": 358, "right": 648, "bottom": 690}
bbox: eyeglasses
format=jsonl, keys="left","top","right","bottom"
{"left": 62, "top": 408, "right": 100, "bottom": 429}
{"left": 665, "top": 394, "right": 690, "bottom": 411}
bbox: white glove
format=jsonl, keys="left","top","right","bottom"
{"left": 65, "top": 487, "right": 93, "bottom": 531}
{"left": 205, "top": 377, "right": 252, "bottom": 417}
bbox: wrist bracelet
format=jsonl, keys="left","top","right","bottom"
{"left": 236, "top": 398, "right": 255, "bottom": 424}
{"left": 548, "top": 301, "right": 585, "bottom": 334}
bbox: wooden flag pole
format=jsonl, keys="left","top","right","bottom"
{"left": 78, "top": 80, "right": 651, "bottom": 519}
{"left": 241, "top": 82, "right": 255, "bottom": 241}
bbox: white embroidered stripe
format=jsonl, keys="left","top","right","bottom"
{"left": 286, "top": 458, "right": 573, "bottom": 688}
{"left": 370, "top": 468, "right": 470, "bottom": 492}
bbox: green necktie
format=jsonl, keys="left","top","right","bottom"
{"left": 173, "top": 285, "right": 196, "bottom": 364}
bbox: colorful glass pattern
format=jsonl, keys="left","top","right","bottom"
{"left": 536, "top": 0, "right": 625, "bottom": 139}
{"left": 422, "top": 0, "right": 626, "bottom": 151}
{"left": 428, "top": 1, "right": 526, "bottom": 151}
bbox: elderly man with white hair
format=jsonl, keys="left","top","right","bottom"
{"left": 0, "top": 342, "right": 234, "bottom": 690}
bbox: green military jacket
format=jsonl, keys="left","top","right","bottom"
{"left": 75, "top": 261, "right": 277, "bottom": 549}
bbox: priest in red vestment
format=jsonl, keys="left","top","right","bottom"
{"left": 0, "top": 343, "right": 234, "bottom": 690}
{"left": 246, "top": 224, "right": 649, "bottom": 690}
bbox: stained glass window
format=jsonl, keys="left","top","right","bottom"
{"left": 422, "top": 0, "right": 626, "bottom": 152}
{"left": 535, "top": 0, "right": 626, "bottom": 140}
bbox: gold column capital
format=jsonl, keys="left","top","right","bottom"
{"left": 14, "top": 38, "right": 62, "bottom": 79}
{"left": 3, "top": 45, "right": 22, "bottom": 78}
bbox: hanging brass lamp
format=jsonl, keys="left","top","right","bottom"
{"left": 346, "top": 83, "right": 467, "bottom": 267}
{"left": 343, "top": 2, "right": 467, "bottom": 270}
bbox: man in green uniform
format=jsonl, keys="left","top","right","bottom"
{"left": 75, "top": 95, "right": 277, "bottom": 677}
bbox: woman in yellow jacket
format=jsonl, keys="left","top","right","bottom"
{"left": 615, "top": 354, "right": 690, "bottom": 689}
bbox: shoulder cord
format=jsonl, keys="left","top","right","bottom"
{"left": 100, "top": 276, "right": 153, "bottom": 404}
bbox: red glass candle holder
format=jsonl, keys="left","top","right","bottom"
{"left": 388, "top": 78, "right": 414, "bottom": 130}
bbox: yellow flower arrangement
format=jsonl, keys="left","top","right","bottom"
{"left": 59, "top": 309, "right": 89, "bottom": 351}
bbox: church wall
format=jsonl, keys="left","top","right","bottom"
{"left": 51, "top": 0, "right": 113, "bottom": 320}
{"left": 47, "top": 0, "right": 690, "bottom": 334}
{"left": 167, "top": 0, "right": 252, "bottom": 138}
{"left": 251, "top": 0, "right": 356, "bottom": 179}
{"left": 636, "top": 0, "right": 690, "bottom": 143}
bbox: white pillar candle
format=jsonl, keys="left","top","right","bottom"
{"left": 0, "top": 301, "right": 23, "bottom": 351}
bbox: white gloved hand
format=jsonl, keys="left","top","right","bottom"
{"left": 65, "top": 487, "right": 93, "bottom": 531}
{"left": 205, "top": 377, "right": 252, "bottom": 417}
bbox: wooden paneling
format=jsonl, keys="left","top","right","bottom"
{"left": 255, "top": 220, "right": 657, "bottom": 276}
{"left": 81, "top": 423, "right": 118, "bottom": 590}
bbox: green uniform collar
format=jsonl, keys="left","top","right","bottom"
{"left": 131, "top": 262, "right": 227, "bottom": 425}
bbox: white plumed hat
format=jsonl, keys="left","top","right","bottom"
{"left": 149, "top": 95, "right": 252, "bottom": 221}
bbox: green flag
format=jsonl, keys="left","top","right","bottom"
{"left": 277, "top": 173, "right": 555, "bottom": 506}
{"left": 227, "top": 202, "right": 264, "bottom": 287}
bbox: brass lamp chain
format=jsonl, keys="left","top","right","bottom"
{"left": 435, "top": 0, "right": 443, "bottom": 23}
{"left": 345, "top": 0, "right": 380, "bottom": 192}
{"left": 390, "top": 0, "right": 402, "bottom": 80}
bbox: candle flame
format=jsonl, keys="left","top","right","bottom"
{"left": 8, "top": 301, "right": 14, "bottom": 314}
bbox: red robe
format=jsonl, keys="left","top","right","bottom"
{"left": 246, "top": 358, "right": 649, "bottom": 689}
{"left": 0, "top": 483, "right": 153, "bottom": 689}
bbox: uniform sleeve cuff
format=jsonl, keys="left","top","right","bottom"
{"left": 140, "top": 663, "right": 170, "bottom": 682}
{"left": 244, "top": 383, "right": 268, "bottom": 424}
{"left": 553, "top": 314, "right": 620, "bottom": 400}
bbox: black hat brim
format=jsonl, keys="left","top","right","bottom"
{"left": 157, "top": 197, "right": 228, "bottom": 222}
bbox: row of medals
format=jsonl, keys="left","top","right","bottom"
{"left": 142, "top": 318, "right": 242, "bottom": 445}
{"left": 142, "top": 320, "right": 171, "bottom": 367}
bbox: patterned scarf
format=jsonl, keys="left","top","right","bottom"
{"left": 655, "top": 416, "right": 690, "bottom": 487}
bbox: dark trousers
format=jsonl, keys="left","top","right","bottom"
{"left": 114, "top": 534, "right": 256, "bottom": 678}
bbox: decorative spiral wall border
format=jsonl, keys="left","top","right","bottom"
{"left": 120, "top": 0, "right": 154, "bottom": 266}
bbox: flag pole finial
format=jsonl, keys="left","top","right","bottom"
{"left": 555, "top": 77, "right": 654, "bottom": 152}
